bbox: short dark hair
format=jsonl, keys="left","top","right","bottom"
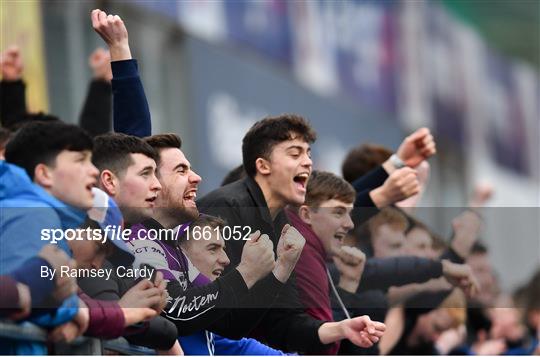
{"left": 5, "top": 121, "right": 93, "bottom": 179}
{"left": 471, "top": 241, "right": 488, "bottom": 255}
{"left": 221, "top": 164, "right": 246, "bottom": 186}
{"left": 3, "top": 112, "right": 61, "bottom": 131}
{"left": 342, "top": 144, "right": 392, "bottom": 183}
{"left": 92, "top": 133, "right": 159, "bottom": 177}
{"left": 242, "top": 114, "right": 316, "bottom": 177}
{"left": 181, "top": 215, "right": 226, "bottom": 246}
{"left": 144, "top": 133, "right": 182, "bottom": 151}
{"left": 304, "top": 170, "right": 356, "bottom": 208}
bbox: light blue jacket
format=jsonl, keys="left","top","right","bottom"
{"left": 0, "top": 161, "right": 85, "bottom": 354}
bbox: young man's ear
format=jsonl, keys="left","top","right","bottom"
{"left": 33, "top": 163, "right": 54, "bottom": 188}
{"left": 298, "top": 205, "right": 312, "bottom": 225}
{"left": 100, "top": 170, "right": 119, "bottom": 196}
{"left": 255, "top": 157, "right": 271, "bottom": 176}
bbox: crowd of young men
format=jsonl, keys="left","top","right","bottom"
{"left": 0, "top": 8, "right": 539, "bottom": 356}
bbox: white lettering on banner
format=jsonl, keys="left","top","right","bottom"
{"left": 166, "top": 291, "right": 219, "bottom": 321}
{"left": 207, "top": 93, "right": 265, "bottom": 169}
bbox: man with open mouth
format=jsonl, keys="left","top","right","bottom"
{"left": 198, "top": 114, "right": 386, "bottom": 354}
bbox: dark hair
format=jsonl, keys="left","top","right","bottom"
{"left": 0, "top": 127, "right": 12, "bottom": 149}
{"left": 81, "top": 217, "right": 114, "bottom": 256}
{"left": 92, "top": 133, "right": 159, "bottom": 177}
{"left": 405, "top": 215, "right": 448, "bottom": 252}
{"left": 242, "top": 114, "right": 316, "bottom": 177}
{"left": 470, "top": 241, "right": 488, "bottom": 255}
{"left": 221, "top": 164, "right": 246, "bottom": 186}
{"left": 5, "top": 121, "right": 93, "bottom": 179}
{"left": 368, "top": 207, "right": 409, "bottom": 236}
{"left": 181, "top": 215, "right": 226, "bottom": 246}
{"left": 144, "top": 133, "right": 182, "bottom": 151}
{"left": 342, "top": 144, "right": 392, "bottom": 183}
{"left": 3, "top": 112, "right": 61, "bottom": 131}
{"left": 304, "top": 170, "right": 356, "bottom": 208}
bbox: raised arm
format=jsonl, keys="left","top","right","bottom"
{"left": 0, "top": 46, "right": 26, "bottom": 129}
{"left": 91, "top": 9, "right": 151, "bottom": 137}
{"left": 79, "top": 48, "right": 113, "bottom": 137}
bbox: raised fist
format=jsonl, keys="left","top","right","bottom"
{"left": 237, "top": 230, "right": 275, "bottom": 288}
{"left": 1, "top": 46, "right": 23, "bottom": 81}
{"left": 89, "top": 47, "right": 112, "bottom": 81}
{"left": 370, "top": 167, "right": 420, "bottom": 208}
{"left": 273, "top": 224, "right": 306, "bottom": 283}
{"left": 91, "top": 9, "right": 131, "bottom": 61}
{"left": 441, "top": 260, "right": 480, "bottom": 297}
{"left": 333, "top": 246, "right": 366, "bottom": 293}
{"left": 396, "top": 128, "right": 436, "bottom": 168}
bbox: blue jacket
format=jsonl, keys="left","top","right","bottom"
{"left": 0, "top": 161, "right": 84, "bottom": 354}
{"left": 179, "top": 332, "right": 292, "bottom": 355}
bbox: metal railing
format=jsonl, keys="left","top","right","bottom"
{"left": 0, "top": 320, "right": 156, "bottom": 355}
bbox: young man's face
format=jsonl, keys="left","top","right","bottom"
{"left": 182, "top": 228, "right": 230, "bottom": 281}
{"left": 48, "top": 150, "right": 99, "bottom": 209}
{"left": 405, "top": 227, "right": 434, "bottom": 258}
{"left": 115, "top": 153, "right": 161, "bottom": 222}
{"left": 301, "top": 199, "right": 354, "bottom": 257}
{"left": 264, "top": 135, "right": 312, "bottom": 206}
{"left": 156, "top": 147, "right": 201, "bottom": 219}
{"left": 415, "top": 308, "right": 456, "bottom": 343}
{"left": 371, "top": 224, "right": 406, "bottom": 258}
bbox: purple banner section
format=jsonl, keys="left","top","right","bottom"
{"left": 224, "top": 0, "right": 292, "bottom": 65}
{"left": 329, "top": 1, "right": 399, "bottom": 114}
{"left": 484, "top": 52, "right": 530, "bottom": 175}
{"left": 131, "top": 0, "right": 539, "bottom": 178}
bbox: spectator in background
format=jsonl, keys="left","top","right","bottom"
{"left": 0, "top": 45, "right": 113, "bottom": 136}
{"left": 388, "top": 289, "right": 468, "bottom": 355}
{"left": 79, "top": 48, "right": 113, "bottom": 137}
{"left": 341, "top": 130, "right": 435, "bottom": 212}
{"left": 0, "top": 46, "right": 25, "bottom": 128}
{"left": 467, "top": 242, "right": 499, "bottom": 308}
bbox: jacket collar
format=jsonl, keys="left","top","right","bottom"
{"left": 243, "top": 176, "right": 275, "bottom": 226}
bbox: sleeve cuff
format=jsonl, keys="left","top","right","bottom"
{"left": 224, "top": 268, "right": 249, "bottom": 297}
{"left": 0, "top": 276, "right": 20, "bottom": 310}
{"left": 111, "top": 59, "right": 139, "bottom": 79}
{"left": 352, "top": 165, "right": 389, "bottom": 192}
{"left": 433, "top": 260, "right": 444, "bottom": 278}
{"left": 440, "top": 247, "right": 465, "bottom": 264}
{"left": 354, "top": 189, "right": 376, "bottom": 208}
